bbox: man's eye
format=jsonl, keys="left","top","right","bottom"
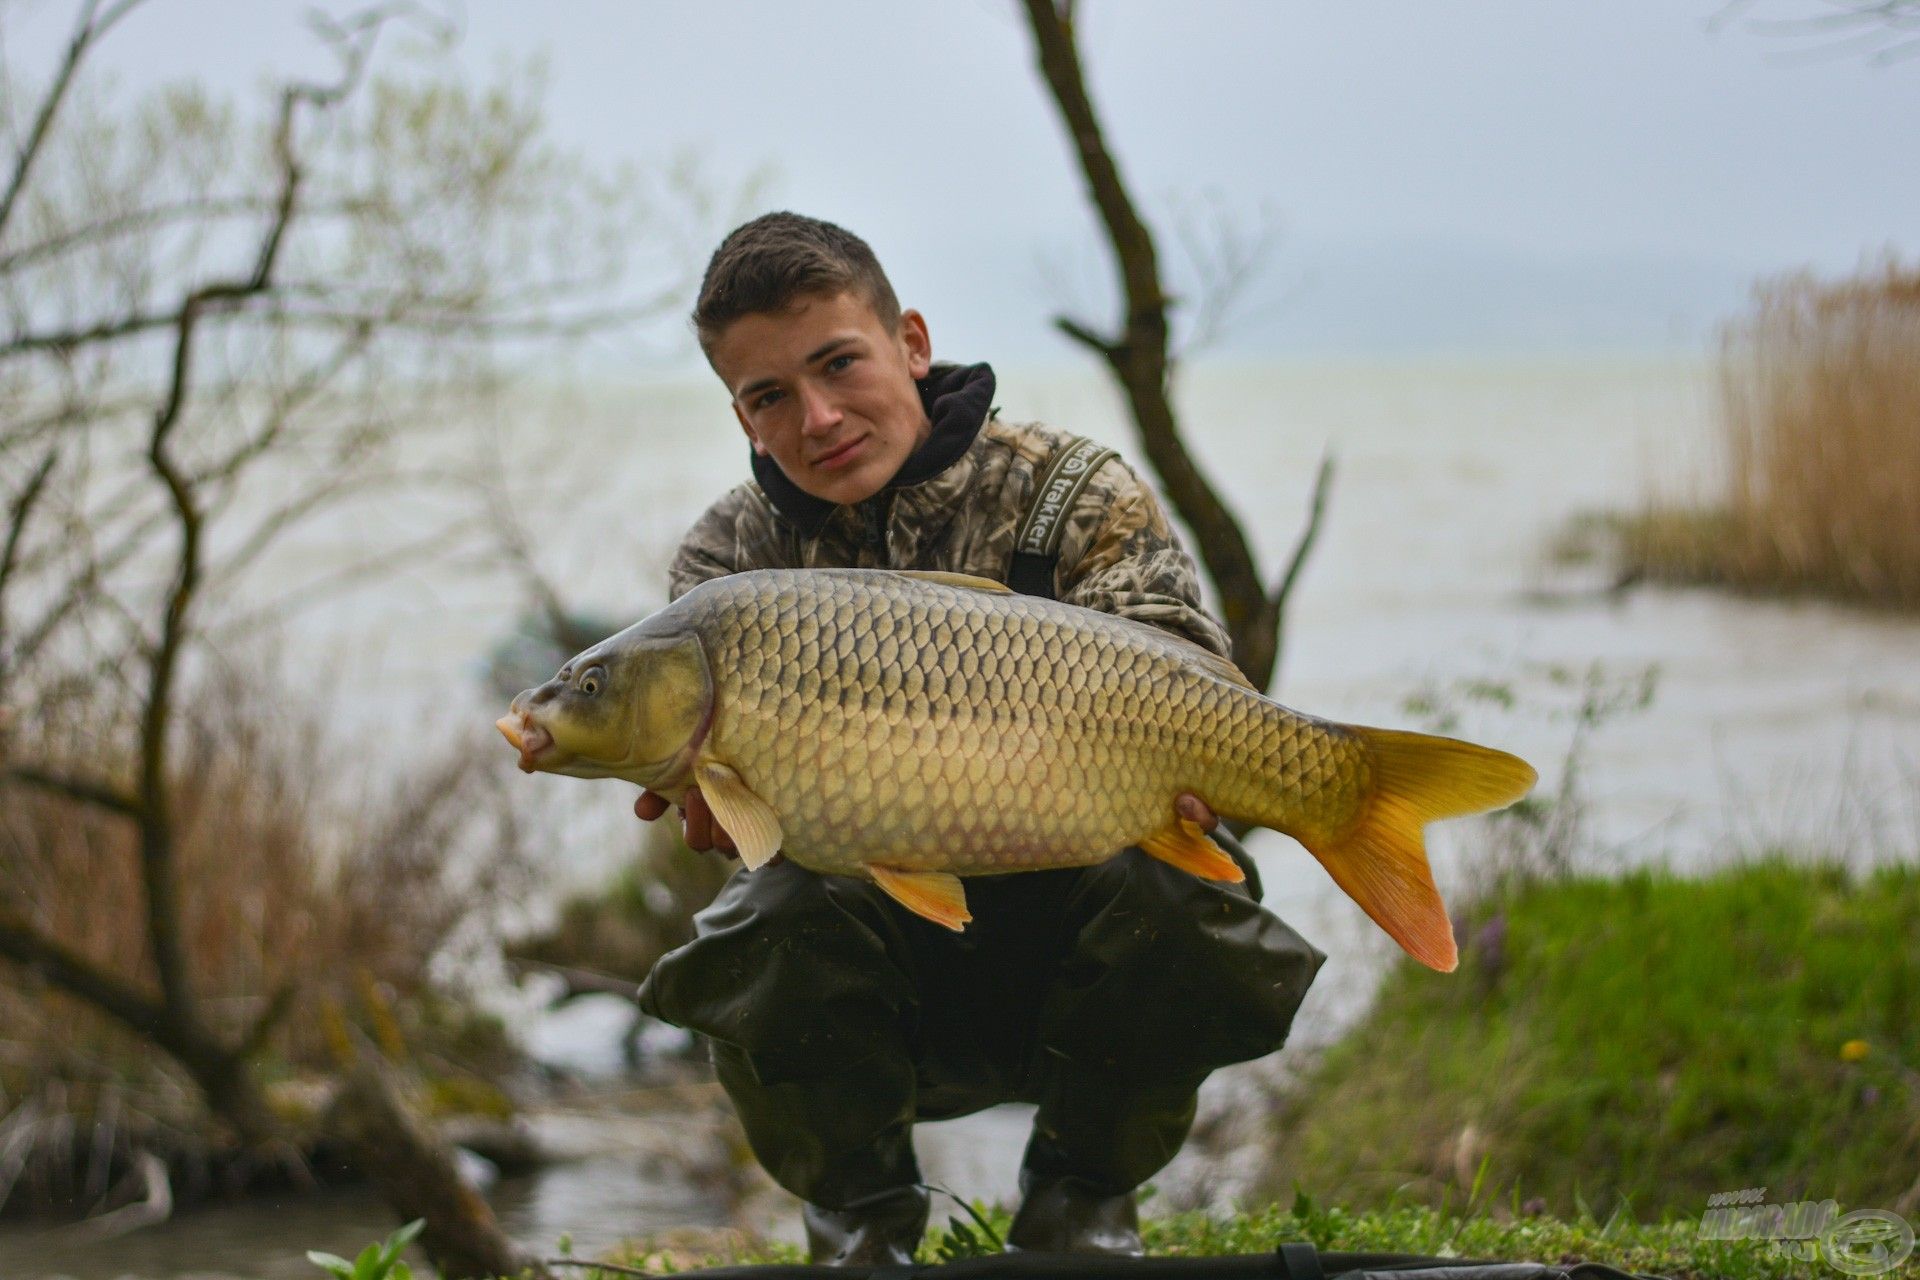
{"left": 826, "top": 354, "right": 854, "bottom": 373}
{"left": 753, "top": 388, "right": 784, "bottom": 410}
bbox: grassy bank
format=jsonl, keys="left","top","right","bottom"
{"left": 554, "top": 1200, "right": 1831, "bottom": 1278}
{"left": 1596, "top": 261, "right": 1920, "bottom": 608}
{"left": 1259, "top": 857, "right": 1920, "bottom": 1224}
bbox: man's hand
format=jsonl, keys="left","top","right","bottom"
{"left": 1176, "top": 793, "right": 1220, "bottom": 831}
{"left": 635, "top": 786, "right": 742, "bottom": 858}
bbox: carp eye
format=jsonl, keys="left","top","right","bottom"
{"left": 576, "top": 664, "right": 606, "bottom": 697}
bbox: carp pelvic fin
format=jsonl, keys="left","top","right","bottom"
{"left": 887, "top": 570, "right": 1013, "bottom": 594}
{"left": 694, "top": 760, "right": 783, "bottom": 870}
{"left": 1140, "top": 818, "right": 1245, "bottom": 883}
{"left": 867, "top": 864, "right": 972, "bottom": 931}
{"left": 1309, "top": 727, "right": 1537, "bottom": 974}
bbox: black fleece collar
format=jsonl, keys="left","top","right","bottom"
{"left": 750, "top": 361, "right": 997, "bottom": 539}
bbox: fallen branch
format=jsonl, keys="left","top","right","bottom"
{"left": 326, "top": 1057, "right": 551, "bottom": 1280}
{"left": 62, "top": 1149, "right": 171, "bottom": 1244}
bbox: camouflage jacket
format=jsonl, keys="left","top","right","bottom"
{"left": 668, "top": 362, "right": 1232, "bottom": 659}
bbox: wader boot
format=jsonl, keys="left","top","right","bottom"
{"left": 1003, "top": 1066, "right": 1207, "bottom": 1254}
{"left": 1006, "top": 1176, "right": 1142, "bottom": 1255}
{"left": 802, "top": 1186, "right": 932, "bottom": 1267}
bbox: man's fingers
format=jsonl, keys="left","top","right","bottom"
{"left": 1176, "top": 793, "right": 1220, "bottom": 831}
{"left": 682, "top": 789, "right": 714, "bottom": 851}
{"left": 685, "top": 787, "right": 739, "bottom": 858}
{"left": 634, "top": 790, "right": 670, "bottom": 822}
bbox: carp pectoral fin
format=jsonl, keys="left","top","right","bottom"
{"left": 1140, "top": 819, "right": 1245, "bottom": 883}
{"left": 867, "top": 865, "right": 972, "bottom": 931}
{"left": 887, "top": 570, "right": 1012, "bottom": 594}
{"left": 694, "top": 761, "right": 783, "bottom": 871}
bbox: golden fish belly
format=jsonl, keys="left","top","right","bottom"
{"left": 686, "top": 570, "right": 1364, "bottom": 876}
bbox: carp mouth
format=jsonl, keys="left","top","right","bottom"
{"left": 496, "top": 712, "right": 559, "bottom": 773}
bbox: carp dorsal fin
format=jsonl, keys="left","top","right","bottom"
{"left": 887, "top": 570, "right": 1013, "bottom": 594}
{"left": 1123, "top": 620, "right": 1258, "bottom": 691}
{"left": 1168, "top": 634, "right": 1259, "bottom": 691}
{"left": 694, "top": 760, "right": 783, "bottom": 870}
{"left": 867, "top": 864, "right": 972, "bottom": 931}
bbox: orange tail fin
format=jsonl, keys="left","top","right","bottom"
{"left": 1298, "top": 727, "right": 1536, "bottom": 972}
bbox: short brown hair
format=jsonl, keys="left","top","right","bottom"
{"left": 693, "top": 212, "right": 902, "bottom": 354}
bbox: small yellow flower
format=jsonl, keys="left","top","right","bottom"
{"left": 1840, "top": 1039, "right": 1870, "bottom": 1062}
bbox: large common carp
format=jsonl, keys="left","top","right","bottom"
{"left": 497, "top": 568, "right": 1535, "bottom": 971}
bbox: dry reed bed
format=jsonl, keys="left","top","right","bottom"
{"left": 1619, "top": 260, "right": 1920, "bottom": 607}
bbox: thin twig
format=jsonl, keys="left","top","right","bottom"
{"left": 542, "top": 1260, "right": 659, "bottom": 1278}
{"left": 0, "top": 0, "right": 149, "bottom": 239}
{"left": 1271, "top": 451, "right": 1335, "bottom": 613}
{"left": 0, "top": 448, "right": 59, "bottom": 682}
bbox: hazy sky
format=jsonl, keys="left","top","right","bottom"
{"left": 6, "top": 0, "right": 1916, "bottom": 362}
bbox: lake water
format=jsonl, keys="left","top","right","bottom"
{"left": 6, "top": 354, "right": 1916, "bottom": 1278}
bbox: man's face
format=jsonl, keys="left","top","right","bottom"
{"left": 708, "top": 289, "right": 934, "bottom": 506}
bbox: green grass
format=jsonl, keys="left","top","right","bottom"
{"left": 581, "top": 1199, "right": 1867, "bottom": 1278}
{"left": 1261, "top": 857, "right": 1920, "bottom": 1224}
{"left": 330, "top": 858, "right": 1920, "bottom": 1279}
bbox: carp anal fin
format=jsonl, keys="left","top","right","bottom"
{"left": 694, "top": 760, "right": 783, "bottom": 871}
{"left": 1140, "top": 818, "right": 1245, "bottom": 883}
{"left": 868, "top": 864, "right": 972, "bottom": 931}
{"left": 887, "top": 570, "right": 1012, "bottom": 594}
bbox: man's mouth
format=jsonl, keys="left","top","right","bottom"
{"left": 811, "top": 436, "right": 867, "bottom": 471}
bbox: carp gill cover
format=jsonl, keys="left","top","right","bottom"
{"left": 497, "top": 568, "right": 1537, "bottom": 971}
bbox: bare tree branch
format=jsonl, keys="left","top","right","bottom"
{"left": 1716, "top": 0, "right": 1920, "bottom": 64}
{"left": 0, "top": 194, "right": 282, "bottom": 274}
{"left": 1020, "top": 0, "right": 1325, "bottom": 690}
{"left": 0, "top": 0, "right": 149, "bottom": 238}
{"left": 131, "top": 4, "right": 390, "bottom": 1026}
{"left": 1270, "top": 451, "right": 1335, "bottom": 629}
{"left": 1054, "top": 314, "right": 1120, "bottom": 360}
{"left": 0, "top": 448, "right": 59, "bottom": 682}
{"left": 2, "top": 765, "right": 143, "bottom": 817}
{"left": 0, "top": 909, "right": 168, "bottom": 1041}
{"left": 2, "top": 294, "right": 273, "bottom": 358}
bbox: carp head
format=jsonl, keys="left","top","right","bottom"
{"left": 497, "top": 617, "right": 712, "bottom": 788}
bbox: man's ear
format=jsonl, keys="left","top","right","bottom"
{"left": 732, "top": 400, "right": 769, "bottom": 456}
{"left": 899, "top": 308, "right": 932, "bottom": 380}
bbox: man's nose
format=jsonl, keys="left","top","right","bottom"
{"left": 797, "top": 382, "right": 842, "bottom": 436}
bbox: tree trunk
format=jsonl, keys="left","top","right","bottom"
{"left": 1019, "top": 0, "right": 1332, "bottom": 691}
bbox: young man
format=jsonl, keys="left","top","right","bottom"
{"left": 633, "top": 212, "right": 1323, "bottom": 1265}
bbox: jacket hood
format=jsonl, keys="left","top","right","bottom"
{"left": 750, "top": 361, "right": 997, "bottom": 538}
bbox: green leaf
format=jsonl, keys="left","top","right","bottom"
{"left": 305, "top": 1252, "right": 354, "bottom": 1280}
